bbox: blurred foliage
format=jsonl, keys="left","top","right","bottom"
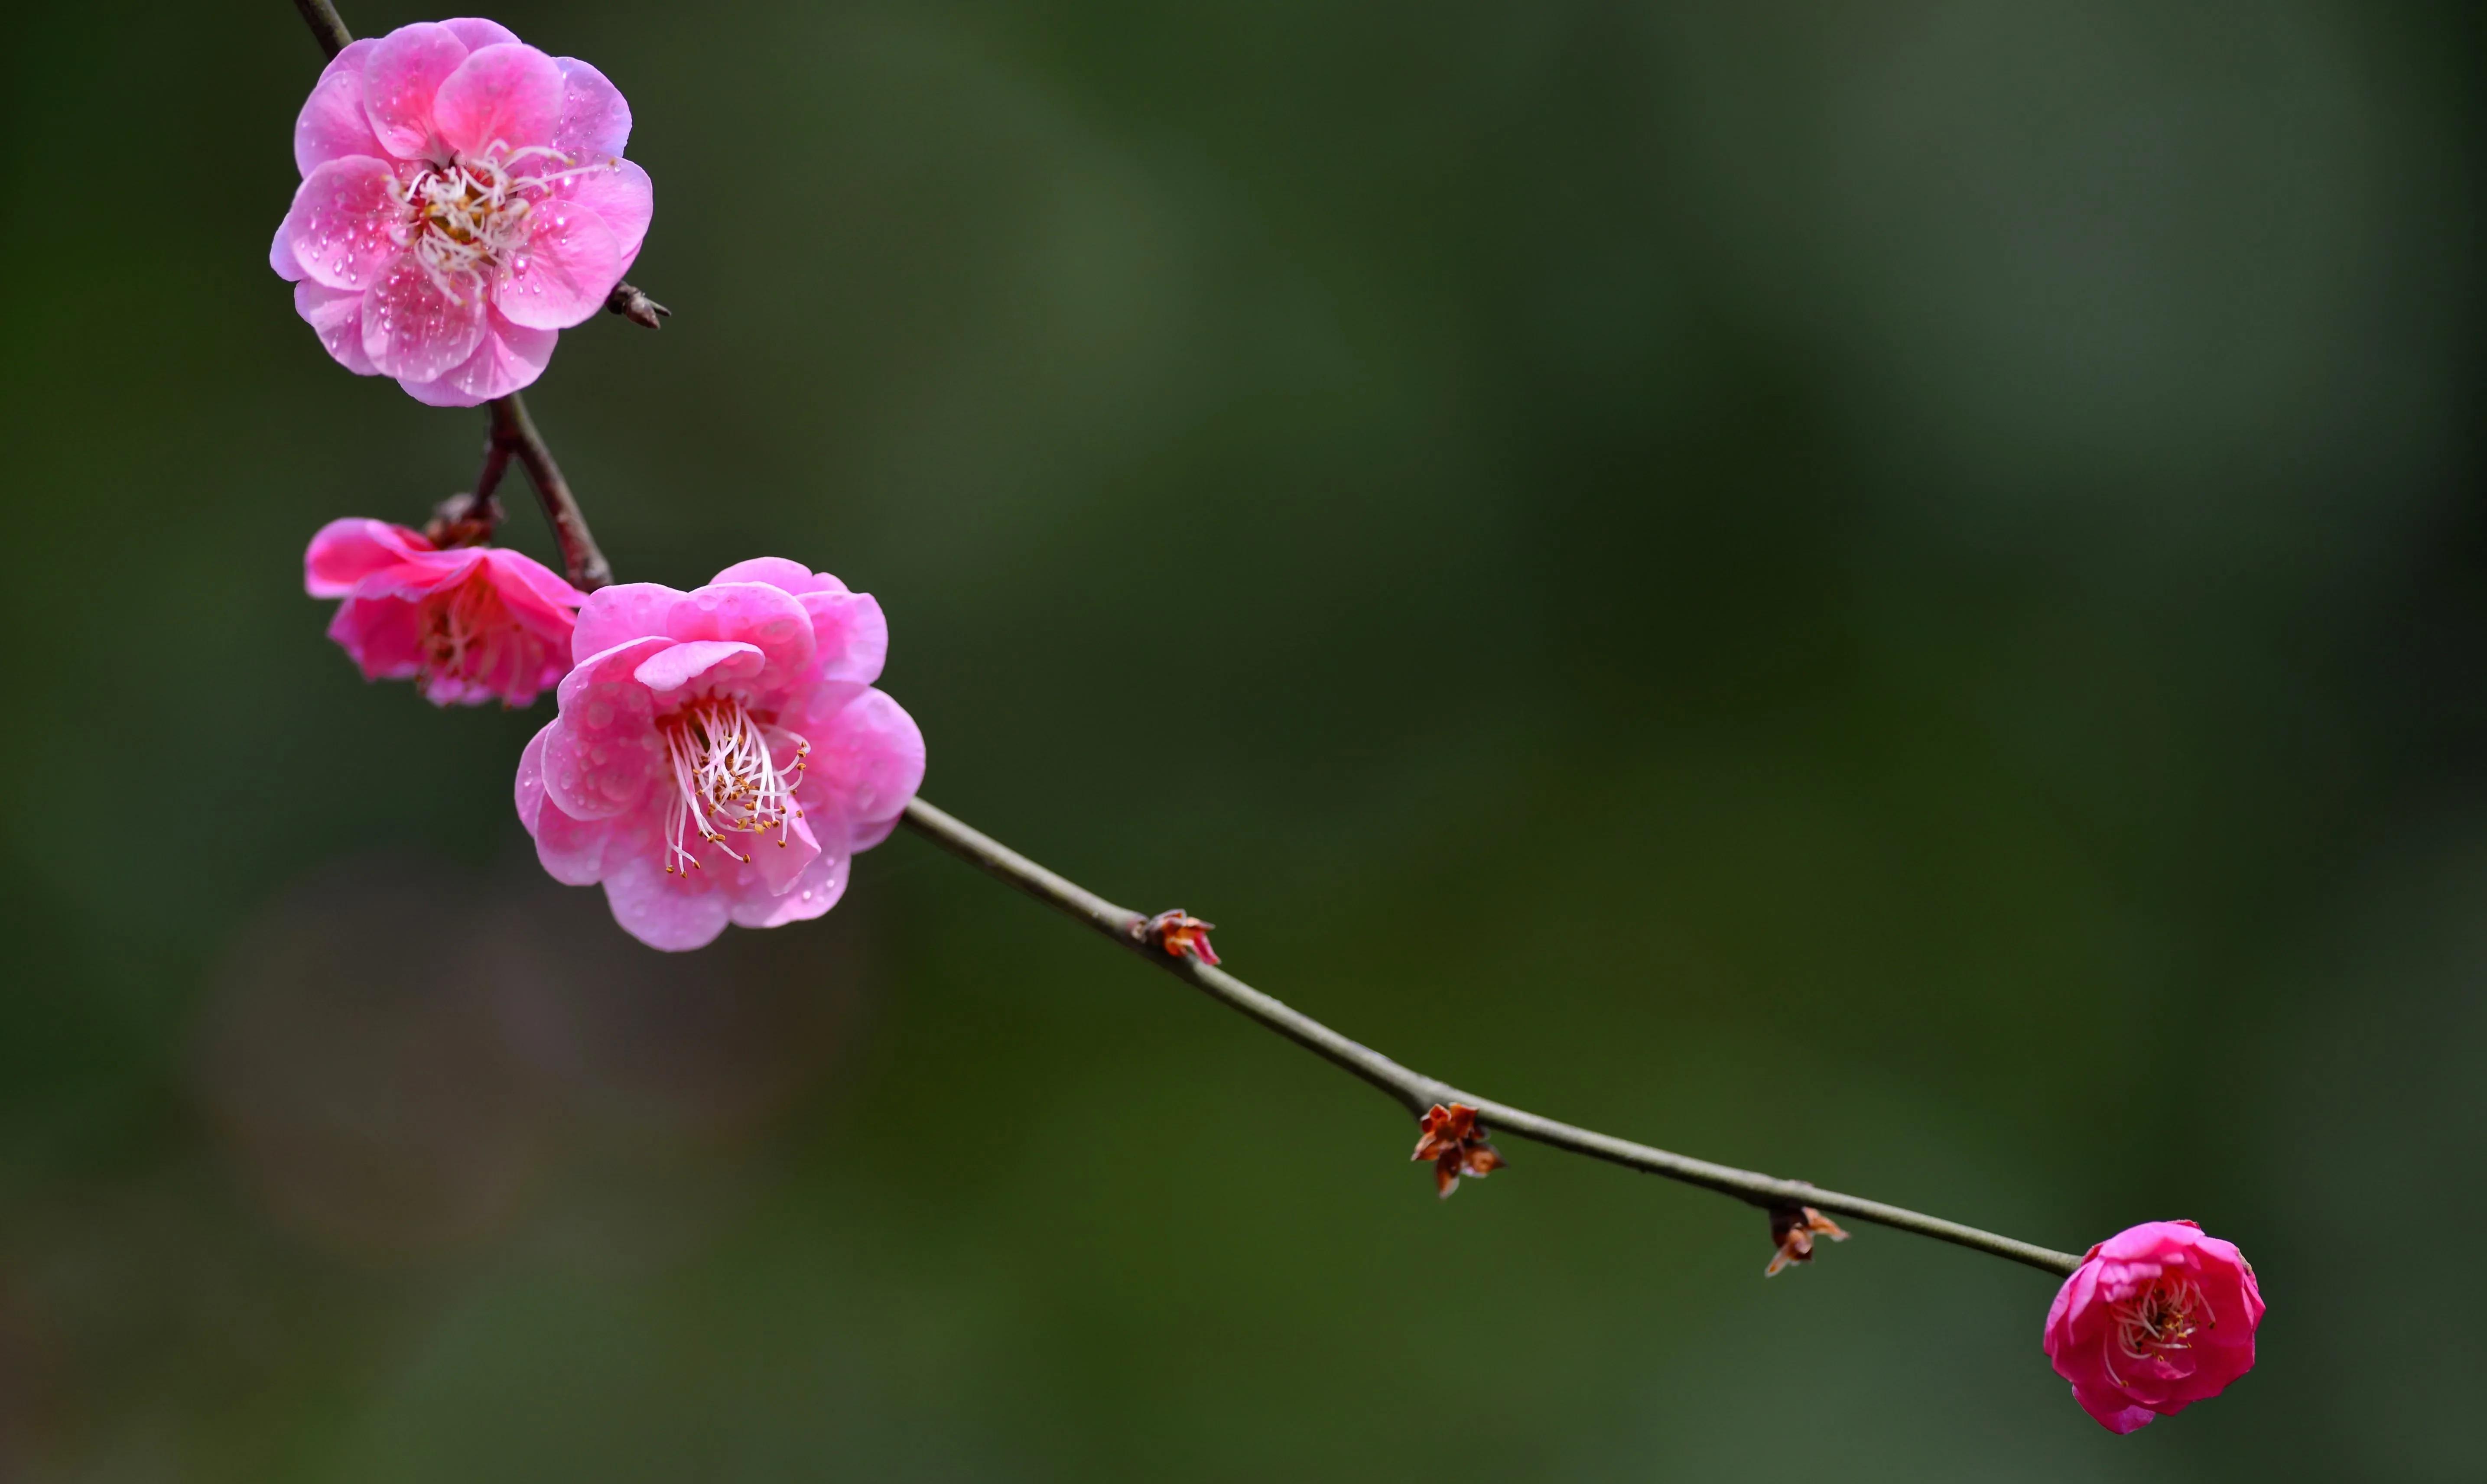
{"left": 1, "top": 0, "right": 2480, "bottom": 1478}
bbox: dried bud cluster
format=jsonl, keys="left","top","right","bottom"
{"left": 1411, "top": 1103, "right": 1504, "bottom": 1198}
{"left": 1764, "top": 1204, "right": 1848, "bottom": 1276}
{"left": 1138, "top": 910, "right": 1220, "bottom": 965}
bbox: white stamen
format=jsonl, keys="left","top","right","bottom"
{"left": 659, "top": 698, "right": 811, "bottom": 874}
{"left": 2100, "top": 1276, "right": 2211, "bottom": 1387}
{"left": 390, "top": 141, "right": 620, "bottom": 305}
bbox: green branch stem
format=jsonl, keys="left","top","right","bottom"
{"left": 290, "top": 0, "right": 2081, "bottom": 1283}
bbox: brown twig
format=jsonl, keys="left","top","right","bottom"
{"left": 897, "top": 796, "right": 2083, "bottom": 1277}
{"left": 292, "top": 0, "right": 351, "bottom": 57}
{"left": 486, "top": 393, "right": 611, "bottom": 591}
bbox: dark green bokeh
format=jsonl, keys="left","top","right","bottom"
{"left": 3, "top": 1, "right": 2479, "bottom": 1477}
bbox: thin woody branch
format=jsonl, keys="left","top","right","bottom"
{"left": 897, "top": 796, "right": 2083, "bottom": 1277}
{"left": 292, "top": 0, "right": 350, "bottom": 58}
{"left": 485, "top": 393, "right": 611, "bottom": 591}
{"left": 286, "top": 0, "right": 2075, "bottom": 1285}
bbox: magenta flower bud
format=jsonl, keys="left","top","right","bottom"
{"left": 270, "top": 18, "right": 654, "bottom": 405}
{"left": 516, "top": 559, "right": 927, "bottom": 951}
{"left": 2042, "top": 1219, "right": 2263, "bottom": 1433}
{"left": 306, "top": 517, "right": 586, "bottom": 706}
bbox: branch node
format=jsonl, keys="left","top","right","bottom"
{"left": 1765, "top": 1204, "right": 1850, "bottom": 1277}
{"left": 423, "top": 490, "right": 503, "bottom": 549}
{"left": 1136, "top": 909, "right": 1219, "bottom": 965}
{"left": 1412, "top": 1103, "right": 1505, "bottom": 1199}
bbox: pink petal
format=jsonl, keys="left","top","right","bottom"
{"left": 432, "top": 42, "right": 565, "bottom": 159}
{"left": 293, "top": 280, "right": 378, "bottom": 375}
{"left": 517, "top": 726, "right": 611, "bottom": 884}
{"left": 441, "top": 17, "right": 520, "bottom": 50}
{"left": 283, "top": 156, "right": 404, "bottom": 291}
{"left": 666, "top": 584, "right": 816, "bottom": 693}
{"left": 553, "top": 55, "right": 632, "bottom": 160}
{"left": 736, "top": 809, "right": 823, "bottom": 896}
{"left": 2070, "top": 1385, "right": 2159, "bottom": 1435}
{"left": 305, "top": 518, "right": 431, "bottom": 596}
{"left": 475, "top": 550, "right": 585, "bottom": 653}
{"left": 481, "top": 547, "right": 591, "bottom": 617}
{"left": 574, "top": 583, "right": 686, "bottom": 663}
{"left": 559, "top": 159, "right": 653, "bottom": 266}
{"left": 532, "top": 800, "right": 609, "bottom": 880}
{"left": 800, "top": 589, "right": 889, "bottom": 685}
{"left": 344, "top": 546, "right": 484, "bottom": 603}
{"left": 399, "top": 310, "right": 556, "bottom": 406}
{"left": 325, "top": 596, "right": 424, "bottom": 682}
{"left": 270, "top": 220, "right": 304, "bottom": 283}
{"left": 731, "top": 831, "right": 852, "bottom": 929}
{"left": 803, "top": 687, "right": 926, "bottom": 846}
{"left": 491, "top": 200, "right": 621, "bottom": 330}
{"left": 294, "top": 37, "right": 384, "bottom": 175}
{"left": 546, "top": 636, "right": 673, "bottom": 818}
{"left": 709, "top": 558, "right": 826, "bottom": 592}
{"left": 632, "top": 639, "right": 765, "bottom": 695}
{"left": 514, "top": 723, "right": 552, "bottom": 822}
{"left": 600, "top": 853, "right": 732, "bottom": 952}
{"left": 361, "top": 22, "right": 470, "bottom": 161}
{"left": 360, "top": 257, "right": 489, "bottom": 383}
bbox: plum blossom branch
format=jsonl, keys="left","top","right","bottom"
{"left": 896, "top": 796, "right": 2084, "bottom": 1277}
{"left": 284, "top": 0, "right": 2074, "bottom": 1283}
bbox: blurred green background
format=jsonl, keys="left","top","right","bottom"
{"left": 3, "top": 0, "right": 2480, "bottom": 1478}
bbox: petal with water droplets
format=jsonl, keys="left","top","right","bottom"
{"left": 492, "top": 201, "right": 622, "bottom": 330}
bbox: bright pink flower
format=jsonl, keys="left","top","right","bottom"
{"left": 307, "top": 518, "right": 588, "bottom": 706}
{"left": 2042, "top": 1219, "right": 2263, "bottom": 1434}
{"left": 515, "top": 559, "right": 926, "bottom": 951}
{"left": 270, "top": 18, "right": 654, "bottom": 406}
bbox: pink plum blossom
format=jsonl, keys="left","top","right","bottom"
{"left": 270, "top": 18, "right": 654, "bottom": 406}
{"left": 515, "top": 559, "right": 926, "bottom": 951}
{"left": 2042, "top": 1219, "right": 2263, "bottom": 1434}
{"left": 307, "top": 518, "right": 588, "bottom": 705}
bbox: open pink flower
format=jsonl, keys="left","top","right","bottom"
{"left": 270, "top": 18, "right": 654, "bottom": 406}
{"left": 515, "top": 559, "right": 925, "bottom": 951}
{"left": 2042, "top": 1219, "right": 2263, "bottom": 1434}
{"left": 307, "top": 518, "right": 587, "bottom": 706}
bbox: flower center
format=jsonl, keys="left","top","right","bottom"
{"left": 658, "top": 697, "right": 810, "bottom": 874}
{"left": 423, "top": 569, "right": 520, "bottom": 683}
{"left": 395, "top": 145, "right": 598, "bottom": 305}
{"left": 2106, "top": 1276, "right": 2212, "bottom": 1380}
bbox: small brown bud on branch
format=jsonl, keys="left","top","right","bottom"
{"left": 423, "top": 491, "right": 503, "bottom": 549}
{"left": 1137, "top": 909, "right": 1220, "bottom": 965}
{"left": 606, "top": 280, "right": 671, "bottom": 329}
{"left": 1765, "top": 1204, "right": 1850, "bottom": 1276}
{"left": 1413, "top": 1103, "right": 1505, "bottom": 1199}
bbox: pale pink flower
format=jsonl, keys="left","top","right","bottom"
{"left": 270, "top": 18, "right": 654, "bottom": 406}
{"left": 307, "top": 518, "right": 588, "bottom": 706}
{"left": 515, "top": 559, "right": 926, "bottom": 951}
{"left": 2042, "top": 1219, "right": 2263, "bottom": 1433}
